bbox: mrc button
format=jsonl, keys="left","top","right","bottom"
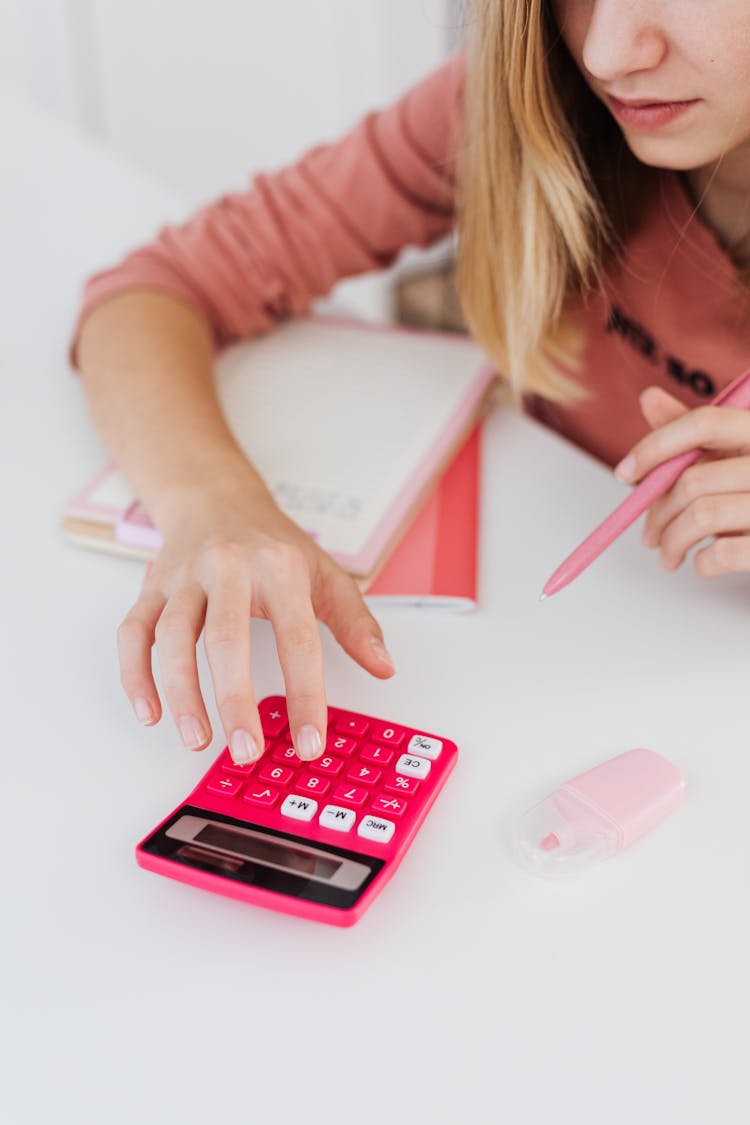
{"left": 357, "top": 815, "right": 395, "bottom": 844}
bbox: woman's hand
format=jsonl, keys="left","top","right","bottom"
{"left": 116, "top": 461, "right": 395, "bottom": 765}
{"left": 614, "top": 385, "right": 750, "bottom": 577}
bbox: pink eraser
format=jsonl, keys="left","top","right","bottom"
{"left": 513, "top": 748, "right": 686, "bottom": 877}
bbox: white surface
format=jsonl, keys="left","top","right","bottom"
{"left": 4, "top": 92, "right": 750, "bottom": 1125}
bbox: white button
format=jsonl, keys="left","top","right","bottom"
{"left": 395, "top": 754, "right": 431, "bottom": 780}
{"left": 281, "top": 795, "right": 318, "bottom": 821}
{"left": 319, "top": 804, "right": 356, "bottom": 833}
{"left": 357, "top": 816, "right": 395, "bottom": 844}
{"left": 407, "top": 734, "right": 443, "bottom": 760}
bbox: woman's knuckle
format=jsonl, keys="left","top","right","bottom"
{"left": 214, "top": 687, "right": 252, "bottom": 712}
{"left": 711, "top": 537, "right": 737, "bottom": 570}
{"left": 205, "top": 610, "right": 245, "bottom": 649}
{"left": 693, "top": 409, "right": 716, "bottom": 443}
{"left": 278, "top": 627, "right": 320, "bottom": 659}
{"left": 154, "top": 609, "right": 192, "bottom": 644}
{"left": 678, "top": 468, "right": 702, "bottom": 505}
{"left": 259, "top": 539, "right": 306, "bottom": 579}
{"left": 691, "top": 496, "right": 717, "bottom": 533}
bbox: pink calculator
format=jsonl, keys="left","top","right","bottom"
{"left": 137, "top": 696, "right": 458, "bottom": 926}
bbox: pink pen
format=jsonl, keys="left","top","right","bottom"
{"left": 541, "top": 367, "right": 750, "bottom": 598}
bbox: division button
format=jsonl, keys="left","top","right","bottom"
{"left": 206, "top": 775, "right": 243, "bottom": 798}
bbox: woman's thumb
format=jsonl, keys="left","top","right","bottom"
{"left": 639, "top": 385, "right": 689, "bottom": 431}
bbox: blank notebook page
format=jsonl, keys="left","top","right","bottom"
{"left": 215, "top": 318, "right": 490, "bottom": 572}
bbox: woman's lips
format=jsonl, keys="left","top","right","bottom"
{"left": 607, "top": 95, "right": 699, "bottom": 131}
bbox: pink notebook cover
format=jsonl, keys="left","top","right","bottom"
{"left": 364, "top": 425, "right": 480, "bottom": 611}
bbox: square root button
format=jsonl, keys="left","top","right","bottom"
{"left": 357, "top": 815, "right": 395, "bottom": 844}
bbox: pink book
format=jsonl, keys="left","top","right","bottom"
{"left": 363, "top": 426, "right": 480, "bottom": 611}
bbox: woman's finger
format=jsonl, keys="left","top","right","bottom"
{"left": 154, "top": 584, "right": 212, "bottom": 750}
{"left": 695, "top": 534, "right": 750, "bottom": 578}
{"left": 314, "top": 562, "right": 395, "bottom": 678}
{"left": 639, "top": 385, "right": 690, "bottom": 432}
{"left": 203, "top": 569, "right": 265, "bottom": 766}
{"left": 643, "top": 456, "right": 750, "bottom": 547}
{"left": 117, "top": 585, "right": 167, "bottom": 727}
{"left": 260, "top": 544, "right": 328, "bottom": 761}
{"left": 658, "top": 493, "right": 750, "bottom": 571}
{"left": 615, "top": 405, "right": 750, "bottom": 484}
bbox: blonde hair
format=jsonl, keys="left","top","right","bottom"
{"left": 456, "top": 0, "right": 654, "bottom": 402}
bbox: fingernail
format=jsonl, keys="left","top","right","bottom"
{"left": 296, "top": 724, "right": 323, "bottom": 761}
{"left": 134, "top": 697, "right": 154, "bottom": 725}
{"left": 229, "top": 728, "right": 260, "bottom": 764}
{"left": 179, "top": 715, "right": 207, "bottom": 750}
{"left": 371, "top": 636, "right": 395, "bottom": 669}
{"left": 614, "top": 454, "right": 636, "bottom": 483}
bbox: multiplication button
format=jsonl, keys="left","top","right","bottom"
{"left": 395, "top": 754, "right": 431, "bottom": 780}
{"left": 357, "top": 816, "right": 395, "bottom": 844}
{"left": 319, "top": 805, "right": 356, "bottom": 833}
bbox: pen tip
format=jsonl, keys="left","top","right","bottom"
{"left": 539, "top": 592, "right": 548, "bottom": 602}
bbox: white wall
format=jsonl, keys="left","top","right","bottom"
{"left": 2, "top": 0, "right": 463, "bottom": 317}
{"left": 90, "top": 0, "right": 456, "bottom": 208}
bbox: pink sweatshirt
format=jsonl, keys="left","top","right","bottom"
{"left": 74, "top": 53, "right": 750, "bottom": 467}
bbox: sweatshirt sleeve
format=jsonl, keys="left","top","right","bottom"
{"left": 70, "top": 52, "right": 465, "bottom": 359}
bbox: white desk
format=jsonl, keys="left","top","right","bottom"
{"left": 3, "top": 90, "right": 750, "bottom": 1125}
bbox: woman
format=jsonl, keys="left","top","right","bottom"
{"left": 72, "top": 1, "right": 750, "bottom": 764}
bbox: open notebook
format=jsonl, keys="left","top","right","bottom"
{"left": 64, "top": 317, "right": 493, "bottom": 582}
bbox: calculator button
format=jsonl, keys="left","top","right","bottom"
{"left": 319, "top": 805, "right": 356, "bottom": 833}
{"left": 242, "top": 786, "right": 280, "bottom": 809}
{"left": 258, "top": 763, "right": 294, "bottom": 787}
{"left": 296, "top": 774, "right": 331, "bottom": 797}
{"left": 357, "top": 816, "right": 395, "bottom": 844}
{"left": 335, "top": 715, "right": 369, "bottom": 738}
{"left": 309, "top": 755, "right": 344, "bottom": 777}
{"left": 325, "top": 734, "right": 357, "bottom": 757}
{"left": 407, "top": 734, "right": 443, "bottom": 760}
{"left": 220, "top": 754, "right": 258, "bottom": 779}
{"left": 332, "top": 783, "right": 369, "bottom": 808}
{"left": 384, "top": 774, "right": 420, "bottom": 797}
{"left": 395, "top": 754, "right": 431, "bottom": 780}
{"left": 370, "top": 722, "right": 406, "bottom": 747}
{"left": 207, "top": 776, "right": 243, "bottom": 798}
{"left": 370, "top": 795, "right": 409, "bottom": 819}
{"left": 346, "top": 764, "right": 381, "bottom": 787}
{"left": 260, "top": 703, "right": 288, "bottom": 738}
{"left": 359, "top": 743, "right": 394, "bottom": 767}
{"left": 281, "top": 795, "right": 318, "bottom": 822}
{"left": 272, "top": 744, "right": 299, "bottom": 765}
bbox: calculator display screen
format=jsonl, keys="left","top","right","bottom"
{"left": 195, "top": 824, "right": 342, "bottom": 879}
{"left": 140, "top": 806, "right": 385, "bottom": 910}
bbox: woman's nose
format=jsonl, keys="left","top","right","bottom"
{"left": 581, "top": 0, "right": 668, "bottom": 86}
